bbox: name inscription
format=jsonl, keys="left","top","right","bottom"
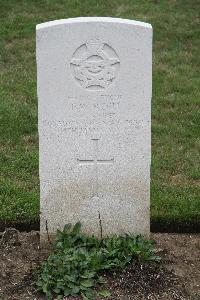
{"left": 41, "top": 93, "right": 149, "bottom": 136}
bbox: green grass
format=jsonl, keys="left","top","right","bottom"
{"left": 0, "top": 0, "right": 199, "bottom": 225}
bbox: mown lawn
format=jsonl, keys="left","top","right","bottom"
{"left": 0, "top": 0, "right": 199, "bottom": 226}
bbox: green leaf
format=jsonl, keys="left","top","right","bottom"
{"left": 98, "top": 290, "right": 111, "bottom": 297}
{"left": 149, "top": 255, "right": 161, "bottom": 262}
{"left": 41, "top": 273, "right": 49, "bottom": 282}
{"left": 42, "top": 282, "right": 48, "bottom": 293}
{"left": 67, "top": 282, "right": 76, "bottom": 289}
{"left": 64, "top": 288, "right": 71, "bottom": 296}
{"left": 81, "top": 279, "right": 94, "bottom": 288}
{"left": 36, "top": 280, "right": 43, "bottom": 288}
{"left": 82, "top": 289, "right": 96, "bottom": 299}
{"left": 55, "top": 241, "right": 63, "bottom": 248}
{"left": 63, "top": 223, "right": 72, "bottom": 233}
{"left": 97, "top": 276, "right": 107, "bottom": 284}
{"left": 80, "top": 285, "right": 89, "bottom": 291}
{"left": 72, "top": 222, "right": 81, "bottom": 234}
{"left": 53, "top": 287, "right": 60, "bottom": 294}
{"left": 81, "top": 271, "right": 96, "bottom": 279}
{"left": 82, "top": 294, "right": 90, "bottom": 300}
{"left": 64, "top": 274, "right": 77, "bottom": 282}
{"left": 72, "top": 286, "right": 80, "bottom": 294}
{"left": 46, "top": 291, "right": 53, "bottom": 300}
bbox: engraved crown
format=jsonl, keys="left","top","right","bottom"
{"left": 86, "top": 37, "right": 104, "bottom": 53}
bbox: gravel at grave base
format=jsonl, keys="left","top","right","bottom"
{"left": 0, "top": 231, "right": 199, "bottom": 300}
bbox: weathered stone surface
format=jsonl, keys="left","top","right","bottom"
{"left": 36, "top": 17, "right": 152, "bottom": 242}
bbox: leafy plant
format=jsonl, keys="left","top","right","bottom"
{"left": 37, "top": 222, "right": 160, "bottom": 299}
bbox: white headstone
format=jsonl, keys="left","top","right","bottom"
{"left": 36, "top": 17, "right": 152, "bottom": 242}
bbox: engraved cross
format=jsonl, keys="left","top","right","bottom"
{"left": 77, "top": 139, "right": 114, "bottom": 196}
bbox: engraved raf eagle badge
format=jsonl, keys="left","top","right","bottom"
{"left": 70, "top": 37, "right": 120, "bottom": 90}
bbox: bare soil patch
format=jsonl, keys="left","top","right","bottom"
{"left": 0, "top": 231, "right": 199, "bottom": 300}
